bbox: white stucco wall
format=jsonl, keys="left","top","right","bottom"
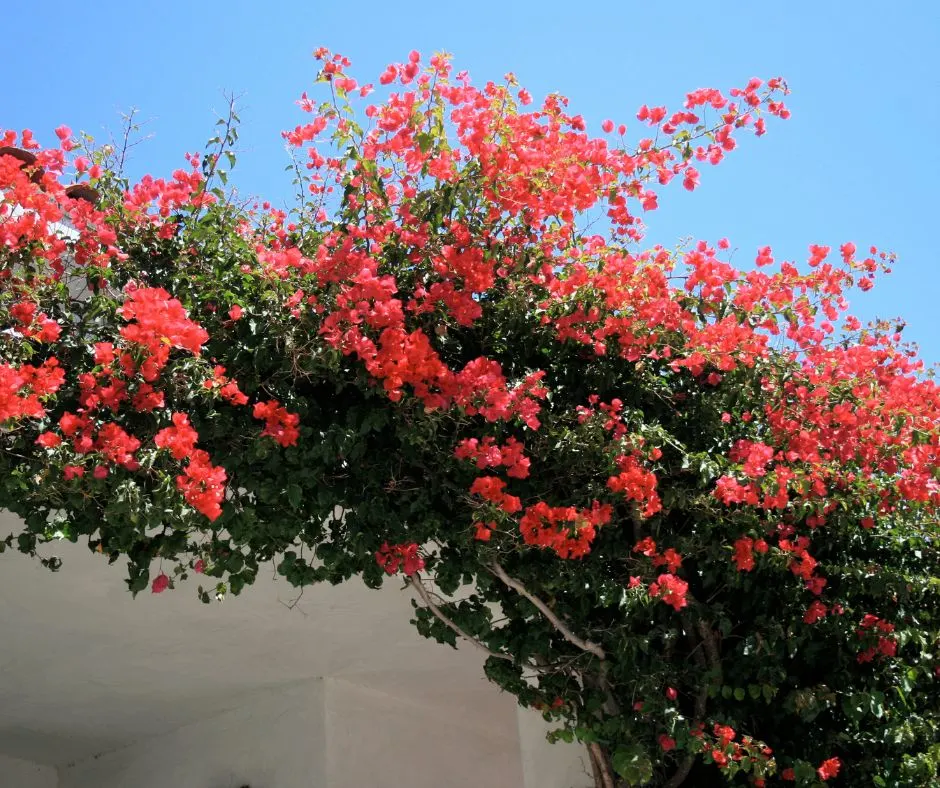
{"left": 58, "top": 681, "right": 326, "bottom": 788}
{"left": 517, "top": 709, "right": 592, "bottom": 788}
{"left": 0, "top": 532, "right": 521, "bottom": 765}
{"left": 1, "top": 522, "right": 588, "bottom": 788}
{"left": 324, "top": 680, "right": 523, "bottom": 788}
{"left": 0, "top": 754, "right": 57, "bottom": 788}
{"left": 54, "top": 679, "right": 578, "bottom": 788}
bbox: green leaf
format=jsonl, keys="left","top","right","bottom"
{"left": 287, "top": 483, "right": 303, "bottom": 509}
{"left": 842, "top": 693, "right": 868, "bottom": 723}
{"left": 870, "top": 690, "right": 885, "bottom": 719}
{"left": 611, "top": 745, "right": 653, "bottom": 786}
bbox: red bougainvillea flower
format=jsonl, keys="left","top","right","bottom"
{"left": 732, "top": 537, "right": 755, "bottom": 571}
{"left": 803, "top": 600, "right": 828, "bottom": 624}
{"left": 817, "top": 757, "right": 841, "bottom": 781}
{"left": 35, "top": 432, "right": 61, "bottom": 448}
{"left": 62, "top": 465, "right": 85, "bottom": 480}
{"left": 151, "top": 573, "right": 170, "bottom": 594}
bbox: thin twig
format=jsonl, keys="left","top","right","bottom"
{"left": 278, "top": 586, "right": 307, "bottom": 615}
{"left": 408, "top": 574, "right": 513, "bottom": 662}
{"left": 490, "top": 562, "right": 606, "bottom": 660}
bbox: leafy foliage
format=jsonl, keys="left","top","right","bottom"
{"left": 1, "top": 50, "right": 937, "bottom": 787}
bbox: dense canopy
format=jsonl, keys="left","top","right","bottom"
{"left": 1, "top": 50, "right": 937, "bottom": 786}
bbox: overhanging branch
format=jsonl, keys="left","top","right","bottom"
{"left": 490, "top": 562, "right": 606, "bottom": 661}
{"left": 408, "top": 574, "right": 514, "bottom": 662}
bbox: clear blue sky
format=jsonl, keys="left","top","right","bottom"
{"left": 7, "top": 1, "right": 938, "bottom": 363}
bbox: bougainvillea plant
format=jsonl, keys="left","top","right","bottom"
{"left": 1, "top": 49, "right": 938, "bottom": 787}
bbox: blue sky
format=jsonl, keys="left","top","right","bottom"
{"left": 7, "top": 1, "right": 939, "bottom": 363}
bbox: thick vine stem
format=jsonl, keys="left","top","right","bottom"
{"left": 664, "top": 615, "right": 715, "bottom": 788}
{"left": 662, "top": 681, "right": 708, "bottom": 788}
{"left": 587, "top": 743, "right": 605, "bottom": 787}
{"left": 587, "top": 743, "right": 617, "bottom": 788}
{"left": 490, "top": 562, "right": 606, "bottom": 660}
{"left": 695, "top": 619, "right": 723, "bottom": 682}
{"left": 407, "top": 574, "right": 513, "bottom": 662}
{"left": 584, "top": 668, "right": 621, "bottom": 717}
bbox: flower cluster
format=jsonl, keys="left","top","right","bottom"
{"left": 8, "top": 300, "right": 60, "bottom": 343}
{"left": 118, "top": 285, "right": 209, "bottom": 364}
{"left": 252, "top": 400, "right": 300, "bottom": 447}
{"left": 154, "top": 412, "right": 226, "bottom": 521}
{"left": 202, "top": 365, "right": 249, "bottom": 406}
{"left": 0, "top": 359, "right": 64, "bottom": 423}
{"left": 517, "top": 500, "right": 612, "bottom": 559}
{"left": 731, "top": 535, "right": 768, "bottom": 572}
{"left": 648, "top": 573, "right": 689, "bottom": 611}
{"left": 375, "top": 542, "right": 424, "bottom": 576}
{"left": 469, "top": 475, "right": 522, "bottom": 514}
{"left": 606, "top": 453, "right": 662, "bottom": 517}
{"left": 855, "top": 614, "right": 898, "bottom": 663}
{"left": 454, "top": 436, "right": 530, "bottom": 478}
